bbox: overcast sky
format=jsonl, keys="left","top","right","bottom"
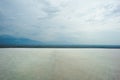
{"left": 0, "top": 0, "right": 120, "bottom": 45}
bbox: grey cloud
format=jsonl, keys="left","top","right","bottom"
{"left": 0, "top": 0, "right": 60, "bottom": 38}
{"left": 104, "top": 3, "right": 120, "bottom": 17}
{"left": 0, "top": 0, "right": 120, "bottom": 44}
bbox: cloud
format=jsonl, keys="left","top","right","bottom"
{"left": 0, "top": 0, "right": 120, "bottom": 44}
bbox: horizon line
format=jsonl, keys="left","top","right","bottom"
{"left": 0, "top": 45, "right": 120, "bottom": 48}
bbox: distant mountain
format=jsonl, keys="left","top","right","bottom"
{"left": 0, "top": 35, "right": 43, "bottom": 46}
{"left": 1, "top": 35, "right": 120, "bottom": 48}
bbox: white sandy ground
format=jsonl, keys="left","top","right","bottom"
{"left": 0, "top": 48, "right": 120, "bottom": 80}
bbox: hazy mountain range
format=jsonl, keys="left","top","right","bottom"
{"left": 0, "top": 35, "right": 71, "bottom": 47}
{"left": 0, "top": 35, "right": 43, "bottom": 46}
{"left": 0, "top": 35, "right": 120, "bottom": 48}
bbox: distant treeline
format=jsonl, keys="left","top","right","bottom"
{"left": 0, "top": 45, "right": 120, "bottom": 48}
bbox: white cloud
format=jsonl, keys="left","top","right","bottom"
{"left": 0, "top": 0, "right": 120, "bottom": 44}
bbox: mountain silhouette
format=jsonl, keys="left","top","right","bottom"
{"left": 0, "top": 35, "right": 43, "bottom": 46}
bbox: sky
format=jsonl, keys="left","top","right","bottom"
{"left": 0, "top": 0, "right": 120, "bottom": 45}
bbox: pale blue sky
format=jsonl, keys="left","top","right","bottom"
{"left": 0, "top": 0, "right": 120, "bottom": 45}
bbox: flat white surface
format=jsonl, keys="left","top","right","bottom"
{"left": 0, "top": 48, "right": 120, "bottom": 80}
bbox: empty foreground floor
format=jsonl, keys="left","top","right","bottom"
{"left": 0, "top": 48, "right": 120, "bottom": 80}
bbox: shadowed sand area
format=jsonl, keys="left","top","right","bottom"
{"left": 0, "top": 48, "right": 120, "bottom": 80}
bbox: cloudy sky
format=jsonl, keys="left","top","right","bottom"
{"left": 0, "top": 0, "right": 120, "bottom": 45}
